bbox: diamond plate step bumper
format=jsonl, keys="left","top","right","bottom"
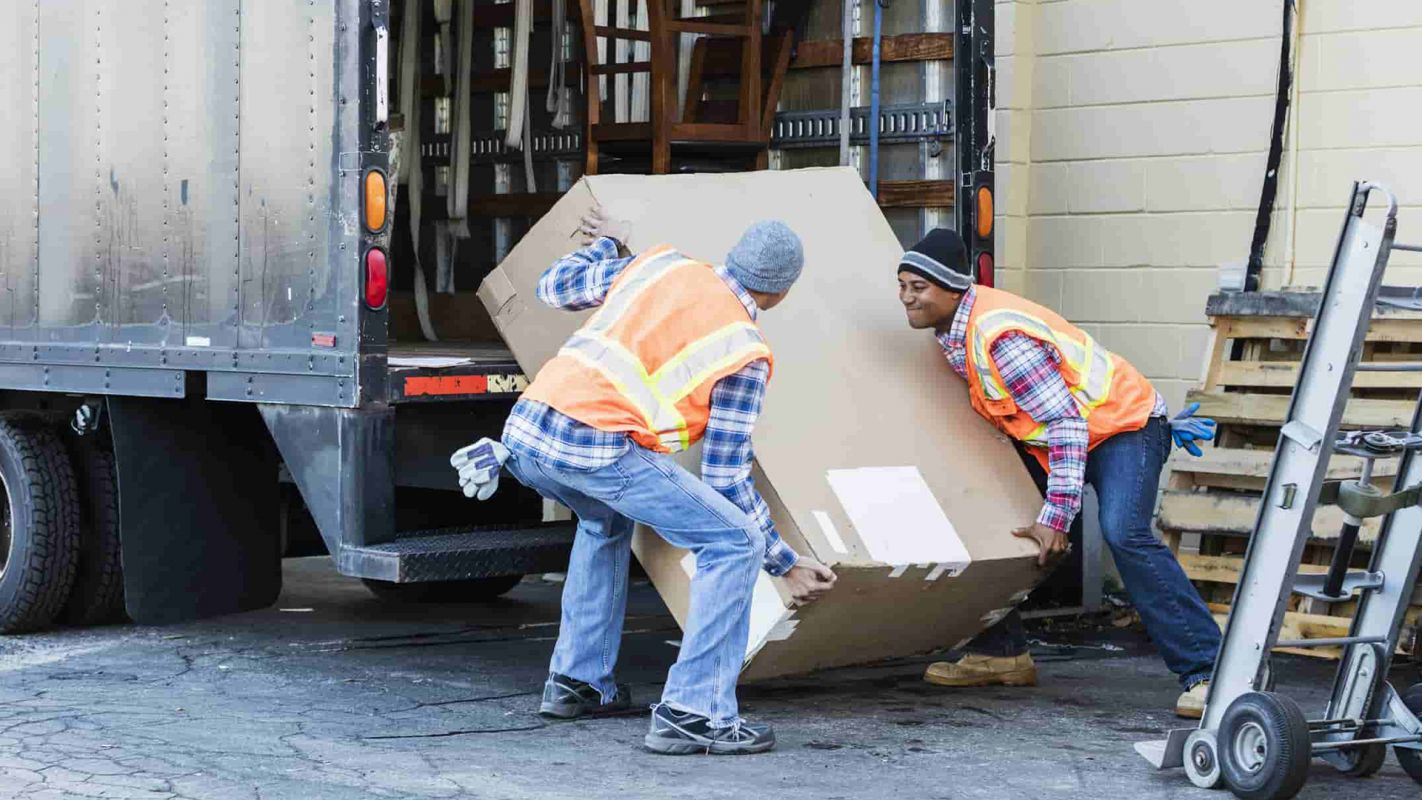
{"left": 337, "top": 523, "right": 576, "bottom": 583}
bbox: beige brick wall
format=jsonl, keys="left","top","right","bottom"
{"left": 995, "top": 0, "right": 1422, "bottom": 409}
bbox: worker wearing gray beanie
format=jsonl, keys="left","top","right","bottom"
{"left": 474, "top": 204, "right": 835, "bottom": 757}
{"left": 724, "top": 220, "right": 805, "bottom": 295}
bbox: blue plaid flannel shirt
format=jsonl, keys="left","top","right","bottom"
{"left": 502, "top": 237, "right": 799, "bottom": 576}
{"left": 937, "top": 286, "right": 1166, "bottom": 532}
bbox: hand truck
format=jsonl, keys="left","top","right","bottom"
{"left": 1137, "top": 182, "right": 1422, "bottom": 799}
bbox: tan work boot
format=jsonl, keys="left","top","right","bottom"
{"left": 1175, "top": 680, "right": 1209, "bottom": 719}
{"left": 923, "top": 653, "right": 1038, "bottom": 687}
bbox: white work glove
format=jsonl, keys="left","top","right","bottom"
{"left": 577, "top": 204, "right": 631, "bottom": 247}
{"left": 450, "top": 438, "right": 511, "bottom": 500}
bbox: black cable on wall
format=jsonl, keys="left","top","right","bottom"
{"left": 1244, "top": 0, "right": 1297, "bottom": 292}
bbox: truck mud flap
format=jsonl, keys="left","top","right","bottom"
{"left": 108, "top": 397, "right": 281, "bottom": 624}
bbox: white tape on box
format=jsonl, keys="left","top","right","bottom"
{"left": 811, "top": 510, "right": 850, "bottom": 554}
{"left": 826, "top": 466, "right": 971, "bottom": 574}
{"left": 682, "top": 553, "right": 797, "bottom": 662}
{"left": 766, "top": 619, "right": 799, "bottom": 642}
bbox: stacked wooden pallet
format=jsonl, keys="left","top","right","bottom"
{"left": 1159, "top": 290, "right": 1422, "bottom": 659}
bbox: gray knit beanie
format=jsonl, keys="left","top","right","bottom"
{"left": 725, "top": 220, "right": 804, "bottom": 294}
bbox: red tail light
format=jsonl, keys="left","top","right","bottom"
{"left": 977, "top": 252, "right": 994, "bottom": 288}
{"left": 364, "top": 247, "right": 389, "bottom": 309}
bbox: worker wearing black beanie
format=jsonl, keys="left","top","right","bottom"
{"left": 897, "top": 227, "right": 973, "bottom": 292}
{"left": 896, "top": 228, "right": 1222, "bottom": 721}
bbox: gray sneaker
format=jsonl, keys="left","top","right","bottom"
{"left": 643, "top": 703, "right": 776, "bottom": 755}
{"left": 538, "top": 673, "right": 632, "bottom": 719}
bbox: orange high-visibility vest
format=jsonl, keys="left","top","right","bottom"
{"left": 963, "top": 286, "right": 1157, "bottom": 470}
{"left": 521, "top": 245, "right": 773, "bottom": 454}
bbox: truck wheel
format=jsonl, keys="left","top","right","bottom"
{"left": 58, "top": 438, "right": 125, "bottom": 626}
{"left": 362, "top": 574, "right": 523, "bottom": 603}
{"left": 1397, "top": 684, "right": 1422, "bottom": 784}
{"left": 1218, "top": 691, "right": 1312, "bottom": 800}
{"left": 0, "top": 418, "right": 81, "bottom": 634}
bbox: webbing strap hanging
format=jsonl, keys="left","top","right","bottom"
{"left": 506, "top": 0, "right": 533, "bottom": 149}
{"left": 505, "top": 0, "right": 539, "bottom": 193}
{"left": 434, "top": 223, "right": 455, "bottom": 294}
{"left": 397, "top": 0, "right": 420, "bottom": 187}
{"left": 546, "top": 0, "right": 572, "bottom": 129}
{"left": 434, "top": 0, "right": 454, "bottom": 93}
{"left": 447, "top": 0, "right": 475, "bottom": 238}
{"left": 398, "top": 0, "right": 439, "bottom": 341}
{"left": 630, "top": 0, "right": 649, "bottom": 122}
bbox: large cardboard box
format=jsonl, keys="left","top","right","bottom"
{"left": 479, "top": 167, "right": 1045, "bottom": 680}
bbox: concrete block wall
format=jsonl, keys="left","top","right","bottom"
{"left": 994, "top": 0, "right": 1422, "bottom": 408}
{"left": 1280, "top": 1, "right": 1422, "bottom": 289}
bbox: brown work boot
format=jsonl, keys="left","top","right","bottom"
{"left": 923, "top": 653, "right": 1038, "bottom": 687}
{"left": 1175, "top": 680, "right": 1209, "bottom": 719}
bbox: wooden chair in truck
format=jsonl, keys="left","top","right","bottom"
{"left": 573, "top": 0, "right": 792, "bottom": 174}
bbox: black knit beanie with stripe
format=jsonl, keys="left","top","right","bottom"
{"left": 898, "top": 228, "right": 972, "bottom": 292}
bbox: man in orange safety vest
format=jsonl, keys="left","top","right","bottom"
{"left": 455, "top": 207, "right": 836, "bottom": 754}
{"left": 896, "top": 228, "right": 1220, "bottom": 719}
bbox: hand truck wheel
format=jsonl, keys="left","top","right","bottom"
{"left": 1218, "top": 692, "right": 1312, "bottom": 800}
{"left": 1334, "top": 741, "right": 1386, "bottom": 778}
{"left": 1184, "top": 730, "right": 1222, "bottom": 789}
{"left": 1397, "top": 684, "right": 1422, "bottom": 784}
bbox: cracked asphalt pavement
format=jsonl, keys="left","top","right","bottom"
{"left": 0, "top": 556, "right": 1419, "bottom": 799}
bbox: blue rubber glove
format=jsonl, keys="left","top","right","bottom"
{"left": 1169, "top": 402, "right": 1217, "bottom": 457}
{"left": 450, "top": 438, "right": 511, "bottom": 500}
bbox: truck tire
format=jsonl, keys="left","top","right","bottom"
{"left": 0, "top": 418, "right": 81, "bottom": 634}
{"left": 58, "top": 438, "right": 125, "bottom": 626}
{"left": 362, "top": 575, "right": 524, "bottom": 603}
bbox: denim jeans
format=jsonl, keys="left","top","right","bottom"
{"left": 504, "top": 445, "right": 765, "bottom": 727}
{"left": 967, "top": 417, "right": 1221, "bottom": 689}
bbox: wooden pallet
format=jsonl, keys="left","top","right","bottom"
{"left": 1161, "top": 290, "right": 1422, "bottom": 659}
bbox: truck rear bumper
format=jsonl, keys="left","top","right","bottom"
{"left": 338, "top": 522, "right": 575, "bottom": 582}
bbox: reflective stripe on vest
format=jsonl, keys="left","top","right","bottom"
{"left": 557, "top": 307, "right": 770, "bottom": 453}
{"left": 969, "top": 308, "right": 1117, "bottom": 417}
{"left": 584, "top": 247, "right": 692, "bottom": 335}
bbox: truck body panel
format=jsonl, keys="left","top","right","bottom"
{"left": 6, "top": 0, "right": 362, "bottom": 407}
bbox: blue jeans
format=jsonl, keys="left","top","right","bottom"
{"left": 968, "top": 418, "right": 1221, "bottom": 689}
{"left": 504, "top": 445, "right": 765, "bottom": 727}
